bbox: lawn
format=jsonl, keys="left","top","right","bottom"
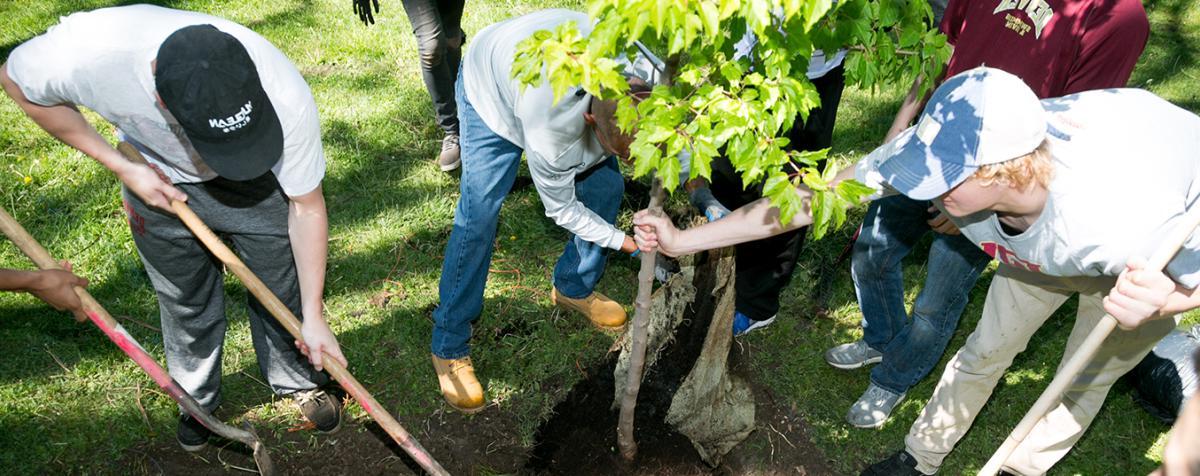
{"left": 0, "top": 0, "right": 1196, "bottom": 474}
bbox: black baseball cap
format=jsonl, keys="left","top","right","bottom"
{"left": 154, "top": 25, "right": 283, "bottom": 181}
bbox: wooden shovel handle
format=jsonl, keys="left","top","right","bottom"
{"left": 116, "top": 142, "right": 449, "bottom": 476}
{"left": 0, "top": 206, "right": 110, "bottom": 326}
{"left": 980, "top": 208, "right": 1200, "bottom": 476}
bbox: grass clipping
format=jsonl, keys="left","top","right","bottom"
{"left": 612, "top": 244, "right": 755, "bottom": 466}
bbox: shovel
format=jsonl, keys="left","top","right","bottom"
{"left": 0, "top": 205, "right": 276, "bottom": 475}
{"left": 980, "top": 207, "right": 1200, "bottom": 476}
{"left": 117, "top": 142, "right": 449, "bottom": 476}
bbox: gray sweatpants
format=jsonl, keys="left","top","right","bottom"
{"left": 123, "top": 173, "right": 327, "bottom": 412}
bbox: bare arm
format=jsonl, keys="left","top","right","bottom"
{"left": 0, "top": 264, "right": 88, "bottom": 320}
{"left": 884, "top": 76, "right": 929, "bottom": 143}
{"left": 0, "top": 62, "right": 185, "bottom": 211}
{"left": 634, "top": 166, "right": 859, "bottom": 256}
{"left": 287, "top": 185, "right": 347, "bottom": 371}
{"left": 883, "top": 48, "right": 951, "bottom": 143}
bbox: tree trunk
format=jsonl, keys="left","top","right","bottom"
{"left": 617, "top": 176, "right": 665, "bottom": 461}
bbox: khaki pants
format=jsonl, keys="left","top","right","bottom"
{"left": 905, "top": 272, "right": 1176, "bottom": 475}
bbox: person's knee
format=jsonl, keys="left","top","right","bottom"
{"left": 850, "top": 249, "right": 888, "bottom": 282}
{"left": 446, "top": 32, "right": 464, "bottom": 50}
{"left": 954, "top": 342, "right": 1015, "bottom": 377}
{"left": 417, "top": 35, "right": 447, "bottom": 69}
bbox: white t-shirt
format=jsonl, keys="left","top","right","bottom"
{"left": 462, "top": 9, "right": 660, "bottom": 250}
{"left": 862, "top": 89, "right": 1200, "bottom": 292}
{"left": 6, "top": 4, "right": 324, "bottom": 197}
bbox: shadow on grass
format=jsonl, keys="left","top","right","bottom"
{"left": 1134, "top": 0, "right": 1199, "bottom": 110}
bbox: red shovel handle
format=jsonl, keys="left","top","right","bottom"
{"left": 0, "top": 204, "right": 275, "bottom": 474}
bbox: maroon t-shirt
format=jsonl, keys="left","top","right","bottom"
{"left": 941, "top": 0, "right": 1148, "bottom": 98}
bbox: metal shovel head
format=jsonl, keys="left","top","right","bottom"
{"left": 241, "top": 421, "right": 276, "bottom": 476}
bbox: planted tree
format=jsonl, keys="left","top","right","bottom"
{"left": 514, "top": 0, "right": 950, "bottom": 461}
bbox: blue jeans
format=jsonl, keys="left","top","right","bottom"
{"left": 851, "top": 194, "right": 991, "bottom": 395}
{"left": 431, "top": 72, "right": 623, "bottom": 359}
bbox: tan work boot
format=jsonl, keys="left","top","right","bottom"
{"left": 431, "top": 354, "right": 485, "bottom": 413}
{"left": 551, "top": 288, "right": 627, "bottom": 328}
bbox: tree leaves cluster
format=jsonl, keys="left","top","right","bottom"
{"left": 513, "top": 0, "right": 950, "bottom": 238}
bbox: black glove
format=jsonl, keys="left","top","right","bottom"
{"left": 353, "top": 0, "right": 380, "bottom": 26}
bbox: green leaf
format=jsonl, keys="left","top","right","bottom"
{"left": 801, "top": 167, "right": 828, "bottom": 192}
{"left": 719, "top": 60, "right": 745, "bottom": 83}
{"left": 792, "top": 148, "right": 828, "bottom": 168}
{"left": 630, "top": 137, "right": 662, "bottom": 178}
{"left": 801, "top": 0, "right": 833, "bottom": 32}
{"left": 689, "top": 137, "right": 716, "bottom": 180}
{"left": 659, "top": 147, "right": 682, "bottom": 192}
{"left": 809, "top": 189, "right": 834, "bottom": 239}
{"left": 719, "top": 0, "right": 741, "bottom": 19}
{"left": 644, "top": 128, "right": 674, "bottom": 144}
{"left": 698, "top": 0, "right": 720, "bottom": 35}
{"left": 835, "top": 178, "right": 876, "bottom": 204}
{"left": 879, "top": 0, "right": 901, "bottom": 26}
{"left": 746, "top": 0, "right": 772, "bottom": 34}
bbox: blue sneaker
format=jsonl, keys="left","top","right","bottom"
{"left": 732, "top": 311, "right": 775, "bottom": 337}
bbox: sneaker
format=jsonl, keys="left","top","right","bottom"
{"left": 438, "top": 134, "right": 461, "bottom": 172}
{"left": 294, "top": 388, "right": 343, "bottom": 433}
{"left": 177, "top": 413, "right": 212, "bottom": 452}
{"left": 861, "top": 450, "right": 927, "bottom": 476}
{"left": 732, "top": 311, "right": 775, "bottom": 337}
{"left": 432, "top": 354, "right": 485, "bottom": 413}
{"left": 551, "top": 288, "right": 627, "bottom": 328}
{"left": 847, "top": 383, "right": 906, "bottom": 429}
{"left": 824, "top": 339, "right": 883, "bottom": 370}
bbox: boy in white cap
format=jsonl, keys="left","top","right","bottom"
{"left": 1, "top": 5, "right": 347, "bottom": 452}
{"left": 632, "top": 66, "right": 1200, "bottom": 475}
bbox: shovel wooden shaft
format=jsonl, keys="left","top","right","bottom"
{"left": 980, "top": 208, "right": 1200, "bottom": 476}
{"left": 117, "top": 142, "right": 448, "bottom": 476}
{"left": 0, "top": 205, "right": 274, "bottom": 474}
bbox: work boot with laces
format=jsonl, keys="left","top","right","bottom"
{"left": 551, "top": 288, "right": 627, "bottom": 328}
{"left": 438, "top": 133, "right": 461, "bottom": 172}
{"left": 293, "top": 388, "right": 343, "bottom": 433}
{"left": 432, "top": 354, "right": 485, "bottom": 413}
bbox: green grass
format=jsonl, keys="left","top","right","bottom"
{"left": 0, "top": 0, "right": 1197, "bottom": 474}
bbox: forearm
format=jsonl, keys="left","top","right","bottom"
{"left": 1158, "top": 284, "right": 1200, "bottom": 316}
{"left": 885, "top": 77, "right": 929, "bottom": 142}
{"left": 1, "top": 64, "right": 131, "bottom": 177}
{"left": 0, "top": 269, "right": 39, "bottom": 292}
{"left": 668, "top": 166, "right": 862, "bottom": 254}
{"left": 287, "top": 189, "right": 330, "bottom": 327}
{"left": 671, "top": 192, "right": 815, "bottom": 254}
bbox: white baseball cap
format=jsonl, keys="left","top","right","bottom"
{"left": 875, "top": 67, "right": 1046, "bottom": 200}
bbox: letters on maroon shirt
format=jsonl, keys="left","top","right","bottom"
{"left": 940, "top": 0, "right": 1149, "bottom": 98}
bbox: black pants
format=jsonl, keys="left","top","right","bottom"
{"left": 708, "top": 64, "right": 845, "bottom": 320}
{"left": 401, "top": 0, "right": 466, "bottom": 135}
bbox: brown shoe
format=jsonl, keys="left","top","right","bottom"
{"left": 551, "top": 288, "right": 627, "bottom": 328}
{"left": 431, "top": 354, "right": 484, "bottom": 413}
{"left": 438, "top": 134, "right": 461, "bottom": 172}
